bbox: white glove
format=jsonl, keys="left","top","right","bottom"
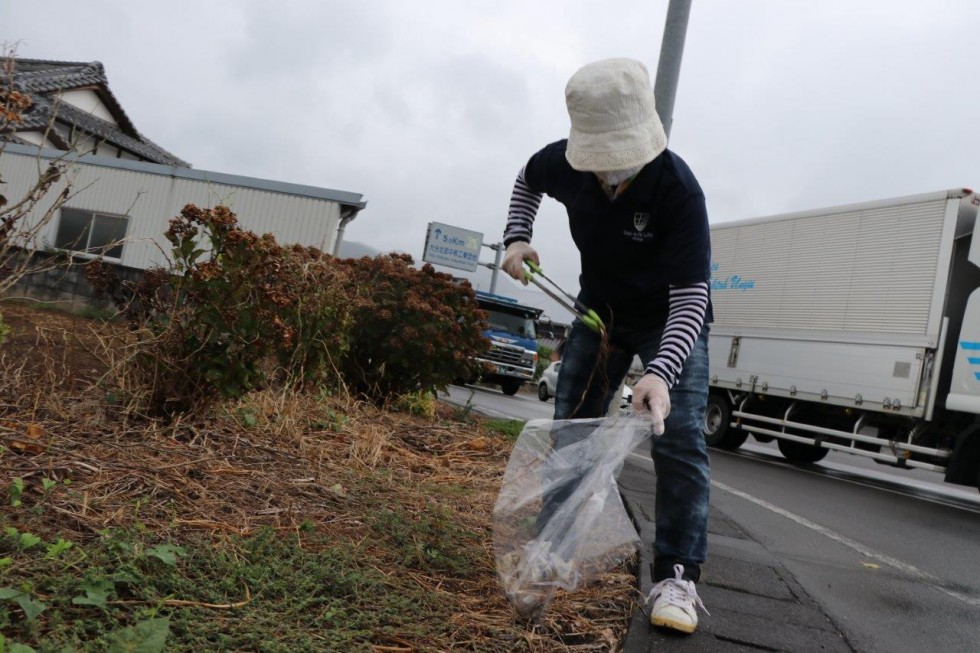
{"left": 501, "top": 241, "right": 539, "bottom": 284}
{"left": 632, "top": 374, "right": 671, "bottom": 435}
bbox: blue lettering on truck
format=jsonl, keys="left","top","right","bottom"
{"left": 962, "top": 341, "right": 980, "bottom": 379}
{"left": 710, "top": 262, "right": 756, "bottom": 292}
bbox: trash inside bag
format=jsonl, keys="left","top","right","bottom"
{"left": 493, "top": 415, "right": 654, "bottom": 619}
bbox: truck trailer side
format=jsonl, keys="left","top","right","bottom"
{"left": 705, "top": 189, "right": 980, "bottom": 490}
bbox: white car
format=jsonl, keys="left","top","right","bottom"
{"left": 537, "top": 361, "right": 561, "bottom": 401}
{"left": 538, "top": 360, "right": 633, "bottom": 409}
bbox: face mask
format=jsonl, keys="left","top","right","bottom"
{"left": 595, "top": 165, "right": 644, "bottom": 187}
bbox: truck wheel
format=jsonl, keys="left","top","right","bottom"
{"left": 704, "top": 393, "right": 749, "bottom": 450}
{"left": 501, "top": 379, "right": 522, "bottom": 396}
{"left": 538, "top": 382, "right": 550, "bottom": 401}
{"left": 777, "top": 438, "right": 829, "bottom": 464}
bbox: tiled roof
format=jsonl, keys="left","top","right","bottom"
{"left": 2, "top": 58, "right": 188, "bottom": 167}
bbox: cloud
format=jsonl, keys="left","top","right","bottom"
{"left": 6, "top": 0, "right": 980, "bottom": 295}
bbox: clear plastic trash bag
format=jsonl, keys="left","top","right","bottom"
{"left": 493, "top": 414, "right": 655, "bottom": 619}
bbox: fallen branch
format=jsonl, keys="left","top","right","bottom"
{"left": 108, "top": 584, "right": 252, "bottom": 610}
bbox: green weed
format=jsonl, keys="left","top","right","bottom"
{"left": 484, "top": 418, "right": 526, "bottom": 442}
{"left": 76, "top": 306, "right": 117, "bottom": 322}
{"left": 6, "top": 479, "right": 23, "bottom": 508}
{"left": 369, "top": 503, "right": 476, "bottom": 576}
{"left": 0, "top": 524, "right": 456, "bottom": 652}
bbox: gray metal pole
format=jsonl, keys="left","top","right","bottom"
{"left": 654, "top": 0, "right": 692, "bottom": 139}
{"left": 488, "top": 243, "right": 503, "bottom": 294}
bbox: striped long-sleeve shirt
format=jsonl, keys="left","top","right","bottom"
{"left": 505, "top": 166, "right": 709, "bottom": 387}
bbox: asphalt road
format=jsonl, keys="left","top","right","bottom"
{"left": 448, "top": 383, "right": 980, "bottom": 652}
{"left": 443, "top": 383, "right": 559, "bottom": 422}
{"left": 708, "top": 446, "right": 980, "bottom": 652}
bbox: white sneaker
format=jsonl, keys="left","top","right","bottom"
{"left": 646, "top": 564, "right": 708, "bottom": 634}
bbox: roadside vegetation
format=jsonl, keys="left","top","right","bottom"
{"left": 0, "top": 204, "right": 638, "bottom": 651}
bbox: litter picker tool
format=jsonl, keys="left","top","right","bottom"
{"left": 523, "top": 260, "right": 606, "bottom": 335}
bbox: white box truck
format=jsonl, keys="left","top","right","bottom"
{"left": 705, "top": 188, "right": 980, "bottom": 491}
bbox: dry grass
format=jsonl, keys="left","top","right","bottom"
{"left": 0, "top": 301, "right": 640, "bottom": 652}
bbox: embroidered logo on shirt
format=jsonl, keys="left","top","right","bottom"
{"left": 633, "top": 212, "right": 650, "bottom": 232}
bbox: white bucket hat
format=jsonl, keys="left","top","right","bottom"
{"left": 564, "top": 58, "right": 667, "bottom": 172}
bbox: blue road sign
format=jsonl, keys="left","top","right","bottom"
{"left": 423, "top": 221, "right": 484, "bottom": 272}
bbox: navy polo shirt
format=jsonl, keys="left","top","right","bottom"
{"left": 521, "top": 139, "right": 713, "bottom": 329}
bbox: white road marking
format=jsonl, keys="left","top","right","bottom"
{"left": 711, "top": 479, "right": 980, "bottom": 608}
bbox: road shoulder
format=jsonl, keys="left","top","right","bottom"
{"left": 619, "top": 456, "right": 856, "bottom": 652}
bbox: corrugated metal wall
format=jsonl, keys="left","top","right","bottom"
{"left": 711, "top": 197, "right": 951, "bottom": 337}
{"left": 1, "top": 149, "right": 343, "bottom": 270}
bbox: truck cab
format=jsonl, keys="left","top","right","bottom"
{"left": 474, "top": 291, "right": 543, "bottom": 395}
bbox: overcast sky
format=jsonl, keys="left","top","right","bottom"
{"left": 5, "top": 1, "right": 980, "bottom": 318}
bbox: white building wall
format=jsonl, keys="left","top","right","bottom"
{"left": 93, "top": 143, "right": 121, "bottom": 159}
{"left": 0, "top": 147, "right": 352, "bottom": 270}
{"left": 14, "top": 131, "right": 59, "bottom": 149}
{"left": 56, "top": 90, "right": 117, "bottom": 124}
{"left": 58, "top": 167, "right": 174, "bottom": 267}
{"left": 170, "top": 179, "right": 340, "bottom": 249}
{"left": 71, "top": 134, "right": 98, "bottom": 155}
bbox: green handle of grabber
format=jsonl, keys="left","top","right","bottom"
{"left": 582, "top": 309, "right": 606, "bottom": 334}
{"left": 525, "top": 259, "right": 543, "bottom": 275}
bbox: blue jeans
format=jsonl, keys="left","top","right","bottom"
{"left": 554, "top": 321, "right": 710, "bottom": 582}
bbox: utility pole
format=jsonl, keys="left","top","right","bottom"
{"left": 607, "top": 1, "right": 693, "bottom": 416}
{"left": 654, "top": 0, "right": 692, "bottom": 139}
{"left": 481, "top": 241, "right": 504, "bottom": 294}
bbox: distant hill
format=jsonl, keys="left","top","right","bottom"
{"left": 335, "top": 240, "right": 383, "bottom": 259}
